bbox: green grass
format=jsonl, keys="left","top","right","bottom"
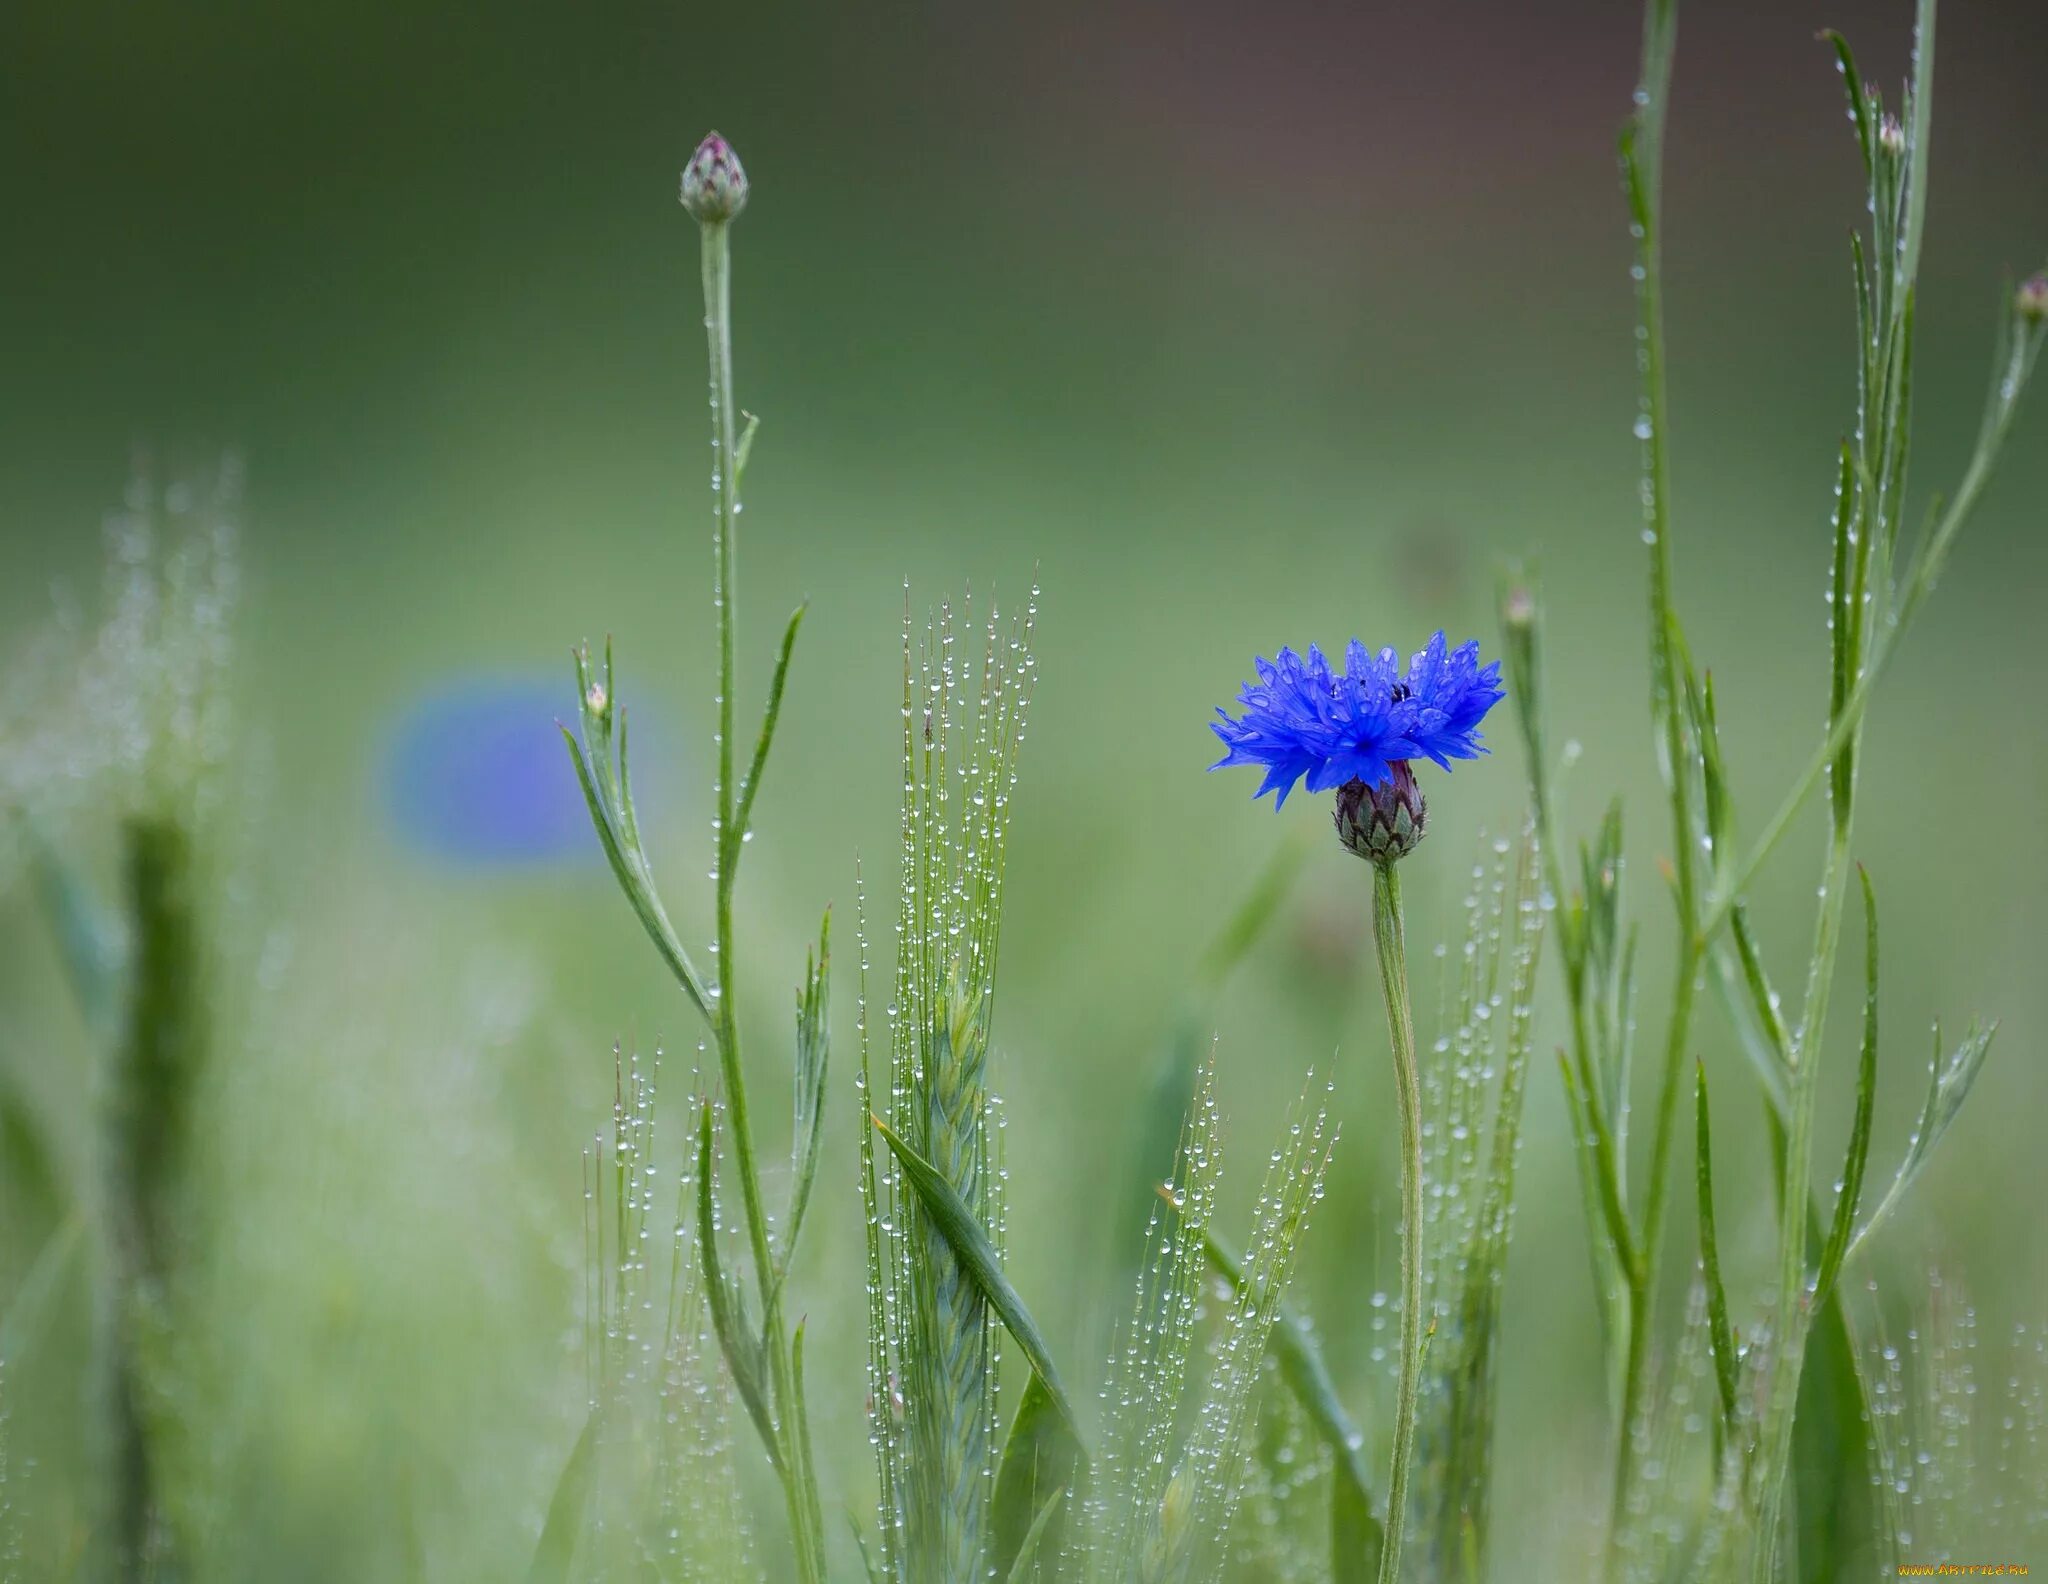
{"left": 2, "top": 0, "right": 2045, "bottom": 1580}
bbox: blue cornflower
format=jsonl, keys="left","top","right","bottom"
{"left": 1210, "top": 632, "right": 1503, "bottom": 859}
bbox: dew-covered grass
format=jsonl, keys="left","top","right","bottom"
{"left": 3, "top": 1, "right": 2046, "bottom": 1580}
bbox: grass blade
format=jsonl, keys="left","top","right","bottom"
{"left": 0, "top": 1211, "right": 85, "bottom": 1368}
{"left": 1001, "top": 1492, "right": 1065, "bottom": 1584}
{"left": 1693, "top": 1062, "right": 1739, "bottom": 1437}
{"left": 1813, "top": 868, "right": 1880, "bottom": 1306}
{"left": 990, "top": 1370, "right": 1084, "bottom": 1580}
{"left": 1847, "top": 1016, "right": 1998, "bottom": 1267}
{"left": 731, "top": 603, "right": 807, "bottom": 865}
{"left": 872, "top": 1113, "right": 1083, "bottom": 1437}
{"left": 696, "top": 1102, "right": 782, "bottom": 1471}
{"left": 559, "top": 718, "right": 715, "bottom": 1026}
{"left": 525, "top": 1408, "right": 598, "bottom": 1584}
{"left": 789, "top": 1320, "right": 829, "bottom": 1567}
{"left": 1331, "top": 1453, "right": 1387, "bottom": 1584}
{"left": 772, "top": 912, "right": 831, "bottom": 1306}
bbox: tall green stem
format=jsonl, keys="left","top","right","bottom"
{"left": 1369, "top": 860, "right": 1423, "bottom": 1584}
{"left": 698, "top": 215, "right": 825, "bottom": 1584}
{"left": 699, "top": 220, "right": 768, "bottom": 1308}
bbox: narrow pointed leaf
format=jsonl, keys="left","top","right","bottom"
{"left": 731, "top": 603, "right": 807, "bottom": 863}
{"left": 1814, "top": 868, "right": 1880, "bottom": 1306}
{"left": 560, "top": 722, "right": 714, "bottom": 1025}
{"left": 872, "top": 1113, "right": 1083, "bottom": 1436}
{"left": 772, "top": 912, "right": 831, "bottom": 1305}
{"left": 789, "top": 1320, "right": 828, "bottom": 1568}
{"left": 1849, "top": 1016, "right": 1998, "bottom": 1267}
{"left": 1002, "top": 1491, "right": 1066, "bottom": 1584}
{"left": 733, "top": 410, "right": 761, "bottom": 487}
{"left": 0, "top": 1212, "right": 85, "bottom": 1368}
{"left": 991, "top": 1370, "right": 1084, "bottom": 1580}
{"left": 696, "top": 1103, "right": 782, "bottom": 1471}
{"left": 525, "top": 1408, "right": 598, "bottom": 1584}
{"left": 1821, "top": 31, "right": 1874, "bottom": 177}
{"left": 1694, "top": 1063, "right": 1738, "bottom": 1434}
{"left": 1330, "top": 1448, "right": 1387, "bottom": 1584}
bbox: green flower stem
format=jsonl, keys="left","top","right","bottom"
{"left": 1368, "top": 859, "right": 1423, "bottom": 1584}
{"left": 697, "top": 214, "right": 826, "bottom": 1584}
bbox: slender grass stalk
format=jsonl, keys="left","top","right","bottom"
{"left": 1367, "top": 859, "right": 1422, "bottom": 1584}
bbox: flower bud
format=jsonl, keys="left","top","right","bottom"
{"left": 1876, "top": 114, "right": 1905, "bottom": 160}
{"left": 1334, "top": 763, "right": 1427, "bottom": 863}
{"left": 681, "top": 132, "right": 748, "bottom": 224}
{"left": 2018, "top": 273, "right": 2048, "bottom": 324}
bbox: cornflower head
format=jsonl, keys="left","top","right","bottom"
{"left": 1209, "top": 631, "right": 1503, "bottom": 862}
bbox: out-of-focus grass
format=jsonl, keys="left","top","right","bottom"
{"left": 3, "top": 2, "right": 2047, "bottom": 1576}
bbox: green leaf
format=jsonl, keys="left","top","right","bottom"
{"left": 990, "top": 1371, "right": 1084, "bottom": 1581}
{"left": 525, "top": 1408, "right": 598, "bottom": 1584}
{"left": 0, "top": 1211, "right": 85, "bottom": 1368}
{"left": 789, "top": 1320, "right": 828, "bottom": 1567}
{"left": 1792, "top": 1291, "right": 1884, "bottom": 1584}
{"left": 731, "top": 603, "right": 807, "bottom": 868}
{"left": 696, "top": 1103, "right": 782, "bottom": 1471}
{"left": 1684, "top": 666, "right": 1732, "bottom": 893}
{"left": 771, "top": 912, "right": 831, "bottom": 1306}
{"left": 561, "top": 643, "right": 716, "bottom": 1026}
{"left": 1821, "top": 31, "right": 1874, "bottom": 178}
{"left": 871, "top": 1113, "right": 1083, "bottom": 1437}
{"left": 1556, "top": 1052, "right": 1626, "bottom": 1380}
{"left": 1002, "top": 1491, "right": 1066, "bottom": 1584}
{"left": 1330, "top": 1448, "right": 1386, "bottom": 1584}
{"left": 1693, "top": 1063, "right": 1738, "bottom": 1438}
{"left": 1708, "top": 902, "right": 1791, "bottom": 1114}
{"left": 1813, "top": 868, "right": 1880, "bottom": 1307}
{"left": 733, "top": 409, "right": 761, "bottom": 488}
{"left": 1895, "top": 0, "right": 1936, "bottom": 295}
{"left": 1849, "top": 1016, "right": 1998, "bottom": 1267}
{"left": 560, "top": 720, "right": 714, "bottom": 1026}
{"left": 1760, "top": 1108, "right": 1886, "bottom": 1584}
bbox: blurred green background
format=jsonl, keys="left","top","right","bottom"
{"left": 3, "top": 0, "right": 2046, "bottom": 1577}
